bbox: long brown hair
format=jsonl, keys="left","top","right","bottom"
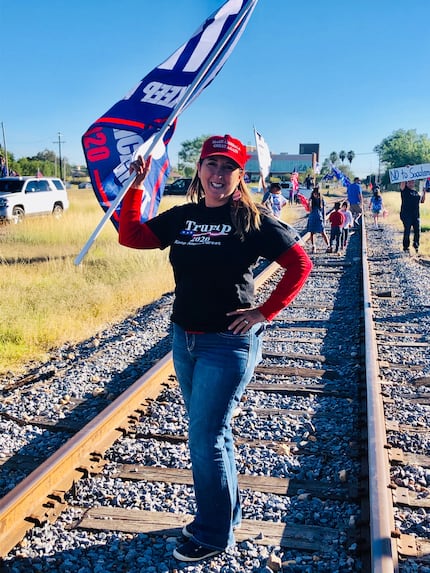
{"left": 186, "top": 162, "right": 262, "bottom": 241}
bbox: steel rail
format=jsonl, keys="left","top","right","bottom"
{"left": 0, "top": 353, "right": 174, "bottom": 557}
{"left": 0, "top": 261, "right": 280, "bottom": 558}
{"left": 362, "top": 218, "right": 399, "bottom": 572}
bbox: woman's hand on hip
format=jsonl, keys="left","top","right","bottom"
{"left": 226, "top": 308, "right": 266, "bottom": 334}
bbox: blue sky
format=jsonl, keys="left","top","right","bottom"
{"left": 2, "top": 0, "right": 430, "bottom": 178}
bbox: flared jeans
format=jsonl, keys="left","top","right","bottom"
{"left": 172, "top": 323, "right": 263, "bottom": 550}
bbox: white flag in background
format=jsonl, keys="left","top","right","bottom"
{"left": 254, "top": 128, "right": 271, "bottom": 182}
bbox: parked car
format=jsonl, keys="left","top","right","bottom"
{"left": 164, "top": 177, "right": 192, "bottom": 195}
{"left": 0, "top": 177, "right": 69, "bottom": 223}
{"left": 78, "top": 181, "right": 92, "bottom": 189}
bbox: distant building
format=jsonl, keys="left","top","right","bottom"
{"left": 245, "top": 149, "right": 315, "bottom": 181}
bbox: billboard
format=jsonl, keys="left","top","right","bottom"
{"left": 299, "top": 144, "right": 320, "bottom": 161}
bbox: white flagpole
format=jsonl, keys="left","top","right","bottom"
{"left": 75, "top": 1, "right": 258, "bottom": 266}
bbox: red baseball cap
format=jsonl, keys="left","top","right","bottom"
{"left": 200, "top": 135, "right": 249, "bottom": 169}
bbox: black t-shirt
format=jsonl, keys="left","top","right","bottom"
{"left": 146, "top": 201, "right": 298, "bottom": 331}
{"left": 401, "top": 187, "right": 421, "bottom": 219}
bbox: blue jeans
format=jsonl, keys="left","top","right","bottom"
{"left": 172, "top": 323, "right": 263, "bottom": 550}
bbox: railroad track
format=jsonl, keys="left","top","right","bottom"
{"left": 0, "top": 212, "right": 429, "bottom": 572}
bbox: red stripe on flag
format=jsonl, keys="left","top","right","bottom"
{"left": 95, "top": 117, "right": 149, "bottom": 130}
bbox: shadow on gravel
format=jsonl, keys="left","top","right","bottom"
{"left": 0, "top": 532, "right": 184, "bottom": 573}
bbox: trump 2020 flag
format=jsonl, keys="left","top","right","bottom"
{"left": 330, "top": 164, "right": 351, "bottom": 187}
{"left": 82, "top": 0, "right": 259, "bottom": 230}
{"left": 254, "top": 128, "right": 271, "bottom": 185}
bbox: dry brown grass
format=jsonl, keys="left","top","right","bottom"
{"left": 0, "top": 188, "right": 175, "bottom": 374}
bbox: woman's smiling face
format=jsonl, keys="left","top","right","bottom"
{"left": 197, "top": 156, "right": 242, "bottom": 207}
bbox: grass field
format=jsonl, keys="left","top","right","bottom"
{"left": 0, "top": 185, "right": 428, "bottom": 375}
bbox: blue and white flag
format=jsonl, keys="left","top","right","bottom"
{"left": 82, "top": 0, "right": 259, "bottom": 230}
{"left": 329, "top": 164, "right": 351, "bottom": 187}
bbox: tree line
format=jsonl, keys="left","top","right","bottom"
{"left": 2, "top": 129, "right": 429, "bottom": 185}
{"left": 0, "top": 149, "right": 87, "bottom": 180}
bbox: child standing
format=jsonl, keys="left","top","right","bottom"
{"left": 306, "top": 187, "right": 330, "bottom": 253}
{"left": 328, "top": 201, "right": 345, "bottom": 253}
{"left": 340, "top": 201, "right": 354, "bottom": 250}
{"left": 263, "top": 182, "right": 288, "bottom": 219}
{"left": 369, "top": 188, "right": 384, "bottom": 227}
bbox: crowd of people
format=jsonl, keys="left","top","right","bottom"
{"left": 302, "top": 175, "right": 427, "bottom": 256}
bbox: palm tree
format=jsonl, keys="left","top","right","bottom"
{"left": 347, "top": 150, "right": 355, "bottom": 164}
{"left": 339, "top": 150, "right": 346, "bottom": 163}
{"left": 329, "top": 152, "right": 338, "bottom": 164}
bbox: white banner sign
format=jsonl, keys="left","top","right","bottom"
{"left": 389, "top": 163, "right": 430, "bottom": 183}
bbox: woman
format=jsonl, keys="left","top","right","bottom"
{"left": 119, "top": 134, "right": 312, "bottom": 563}
{"left": 306, "top": 187, "right": 330, "bottom": 253}
{"left": 369, "top": 188, "right": 384, "bottom": 227}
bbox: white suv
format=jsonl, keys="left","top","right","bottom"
{"left": 0, "top": 177, "right": 69, "bottom": 223}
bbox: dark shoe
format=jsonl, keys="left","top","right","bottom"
{"left": 173, "top": 539, "right": 222, "bottom": 562}
{"left": 182, "top": 523, "right": 193, "bottom": 538}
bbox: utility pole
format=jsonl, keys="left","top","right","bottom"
{"left": 54, "top": 132, "right": 66, "bottom": 180}
{"left": 1, "top": 122, "right": 9, "bottom": 175}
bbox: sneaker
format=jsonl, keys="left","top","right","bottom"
{"left": 326, "top": 247, "right": 332, "bottom": 253}
{"left": 173, "top": 539, "right": 222, "bottom": 562}
{"left": 182, "top": 523, "right": 193, "bottom": 538}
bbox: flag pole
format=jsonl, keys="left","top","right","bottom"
{"left": 74, "top": 0, "right": 258, "bottom": 266}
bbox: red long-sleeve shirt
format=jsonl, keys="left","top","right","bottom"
{"left": 119, "top": 187, "right": 312, "bottom": 329}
